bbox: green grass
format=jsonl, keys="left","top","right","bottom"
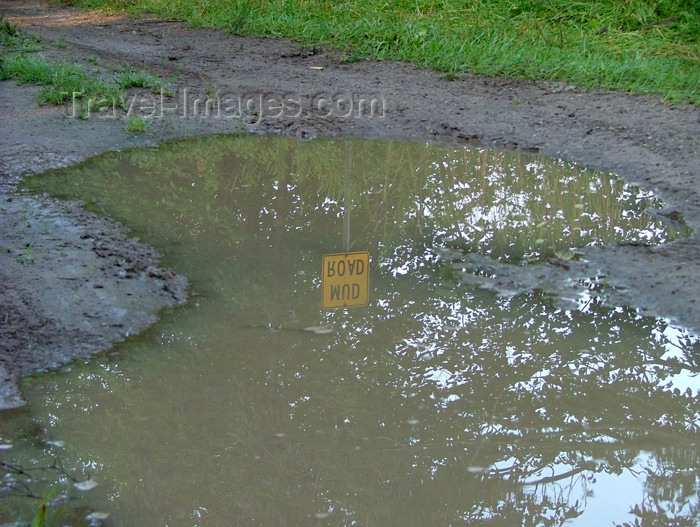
{"left": 0, "top": 55, "right": 172, "bottom": 106}
{"left": 0, "top": 54, "right": 120, "bottom": 105}
{"left": 77, "top": 0, "right": 699, "bottom": 104}
{"left": 125, "top": 114, "right": 149, "bottom": 132}
{"left": 17, "top": 243, "right": 35, "bottom": 265}
{"left": 0, "top": 15, "right": 172, "bottom": 121}
{"left": 0, "top": 56, "right": 173, "bottom": 107}
{"left": 116, "top": 66, "right": 173, "bottom": 94}
{"left": 0, "top": 14, "right": 43, "bottom": 52}
{"left": 0, "top": 16, "right": 115, "bottom": 106}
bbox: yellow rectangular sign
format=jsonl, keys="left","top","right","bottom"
{"left": 322, "top": 251, "right": 370, "bottom": 309}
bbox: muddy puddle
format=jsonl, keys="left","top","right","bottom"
{"left": 2, "top": 136, "right": 700, "bottom": 526}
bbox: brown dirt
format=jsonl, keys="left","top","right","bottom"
{"left": 1, "top": 0, "right": 699, "bottom": 409}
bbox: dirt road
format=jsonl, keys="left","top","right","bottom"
{"left": 1, "top": 0, "right": 699, "bottom": 408}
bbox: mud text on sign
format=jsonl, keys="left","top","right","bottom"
{"left": 322, "top": 251, "right": 370, "bottom": 309}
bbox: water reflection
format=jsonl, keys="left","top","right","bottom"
{"left": 2, "top": 136, "right": 699, "bottom": 526}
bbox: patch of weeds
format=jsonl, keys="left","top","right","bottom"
{"left": 116, "top": 66, "right": 172, "bottom": 95}
{"left": 2, "top": 20, "right": 177, "bottom": 114}
{"left": 0, "top": 15, "right": 19, "bottom": 38}
{"left": 1, "top": 54, "right": 56, "bottom": 84}
{"left": 2, "top": 459, "right": 95, "bottom": 527}
{"left": 18, "top": 244, "right": 35, "bottom": 265}
{"left": 30, "top": 487, "right": 63, "bottom": 527}
{"left": 125, "top": 115, "right": 149, "bottom": 132}
{"left": 0, "top": 15, "right": 43, "bottom": 53}
{"left": 1, "top": 55, "right": 120, "bottom": 107}
{"left": 1, "top": 34, "right": 163, "bottom": 111}
{"left": 200, "top": 76, "right": 218, "bottom": 99}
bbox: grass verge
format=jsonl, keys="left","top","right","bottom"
{"left": 78, "top": 0, "right": 698, "bottom": 104}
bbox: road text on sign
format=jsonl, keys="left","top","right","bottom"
{"left": 322, "top": 251, "right": 370, "bottom": 309}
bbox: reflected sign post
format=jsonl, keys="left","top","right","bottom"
{"left": 322, "top": 140, "right": 370, "bottom": 309}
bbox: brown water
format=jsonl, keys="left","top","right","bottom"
{"left": 2, "top": 136, "right": 699, "bottom": 526}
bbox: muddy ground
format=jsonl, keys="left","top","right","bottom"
{"left": 1, "top": 0, "right": 699, "bottom": 409}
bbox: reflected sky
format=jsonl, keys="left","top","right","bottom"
{"left": 2, "top": 136, "right": 699, "bottom": 526}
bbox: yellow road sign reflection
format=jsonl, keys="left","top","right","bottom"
{"left": 322, "top": 251, "right": 370, "bottom": 309}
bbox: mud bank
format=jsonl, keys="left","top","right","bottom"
{"left": 1, "top": 0, "right": 699, "bottom": 408}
